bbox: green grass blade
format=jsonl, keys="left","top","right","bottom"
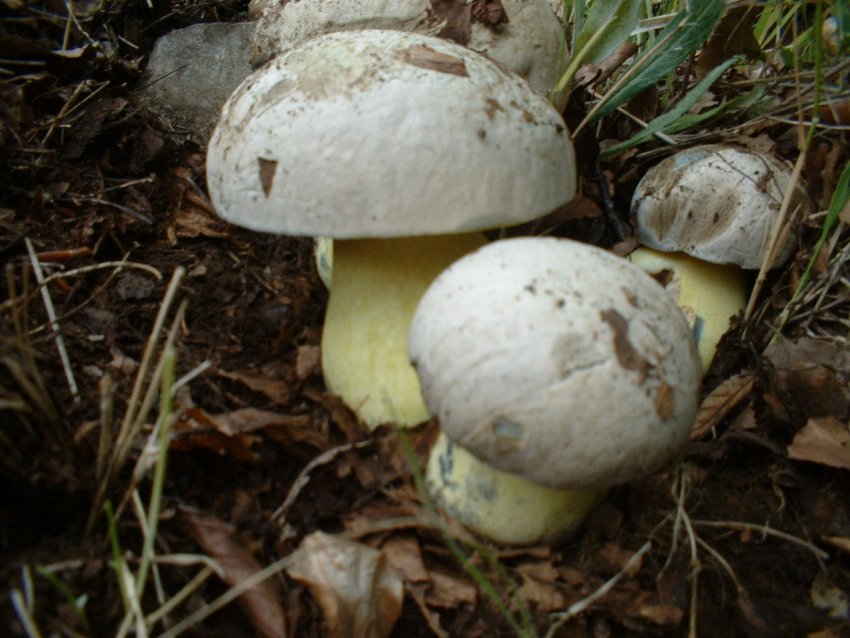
{"left": 574, "top": 0, "right": 642, "bottom": 65}
{"left": 600, "top": 55, "right": 739, "bottom": 158}
{"left": 35, "top": 565, "right": 93, "bottom": 636}
{"left": 590, "top": 0, "right": 724, "bottom": 123}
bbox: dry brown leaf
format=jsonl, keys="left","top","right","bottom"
{"left": 824, "top": 536, "right": 850, "bottom": 555}
{"left": 257, "top": 157, "right": 277, "bottom": 196}
{"left": 408, "top": 585, "right": 449, "bottom": 638}
{"left": 172, "top": 407, "right": 262, "bottom": 461}
{"left": 182, "top": 508, "right": 287, "bottom": 638}
{"left": 764, "top": 337, "right": 850, "bottom": 426}
{"left": 637, "top": 602, "right": 685, "bottom": 627}
{"left": 381, "top": 535, "right": 430, "bottom": 584}
{"left": 787, "top": 417, "right": 850, "bottom": 470}
{"left": 294, "top": 344, "right": 321, "bottom": 380}
{"left": 216, "top": 367, "right": 292, "bottom": 404}
{"left": 401, "top": 45, "right": 468, "bottom": 76}
{"left": 600, "top": 543, "right": 643, "bottom": 577}
{"left": 174, "top": 207, "right": 230, "bottom": 238}
{"left": 696, "top": 5, "right": 761, "bottom": 80}
{"left": 516, "top": 562, "right": 567, "bottom": 611}
{"left": 286, "top": 531, "right": 403, "bottom": 638}
{"left": 691, "top": 372, "right": 756, "bottom": 440}
{"left": 471, "top": 0, "right": 508, "bottom": 27}
{"left": 173, "top": 407, "right": 328, "bottom": 460}
{"left": 431, "top": 0, "right": 472, "bottom": 44}
{"left": 425, "top": 568, "right": 478, "bottom": 609}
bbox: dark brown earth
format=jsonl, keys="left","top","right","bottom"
{"left": 2, "top": 2, "right": 849, "bottom": 637}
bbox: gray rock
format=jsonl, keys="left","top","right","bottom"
{"left": 137, "top": 22, "right": 254, "bottom": 144}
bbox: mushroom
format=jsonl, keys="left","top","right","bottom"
{"left": 631, "top": 144, "right": 811, "bottom": 371}
{"left": 249, "top": 0, "right": 567, "bottom": 101}
{"left": 408, "top": 237, "right": 701, "bottom": 544}
{"left": 632, "top": 144, "right": 809, "bottom": 270}
{"left": 206, "top": 30, "right": 577, "bottom": 428}
{"left": 628, "top": 248, "right": 747, "bottom": 375}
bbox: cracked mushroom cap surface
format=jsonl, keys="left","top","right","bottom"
{"left": 249, "top": 0, "right": 565, "bottom": 98}
{"left": 632, "top": 144, "right": 810, "bottom": 269}
{"left": 206, "top": 29, "right": 576, "bottom": 238}
{"left": 408, "top": 237, "right": 701, "bottom": 490}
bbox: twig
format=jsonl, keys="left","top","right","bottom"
{"left": 744, "top": 151, "right": 807, "bottom": 321}
{"left": 96, "top": 373, "right": 115, "bottom": 485}
{"left": 25, "top": 237, "right": 79, "bottom": 403}
{"left": 691, "top": 519, "right": 830, "bottom": 561}
{"left": 144, "top": 566, "right": 217, "bottom": 627}
{"left": 0, "top": 259, "right": 162, "bottom": 318}
{"left": 679, "top": 492, "right": 701, "bottom": 638}
{"left": 271, "top": 440, "right": 373, "bottom": 523}
{"left": 9, "top": 590, "right": 44, "bottom": 638}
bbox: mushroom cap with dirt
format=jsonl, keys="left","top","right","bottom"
{"left": 206, "top": 30, "right": 577, "bottom": 428}
{"left": 409, "top": 237, "right": 701, "bottom": 544}
{"left": 632, "top": 144, "right": 810, "bottom": 270}
{"left": 631, "top": 144, "right": 811, "bottom": 372}
{"left": 249, "top": 0, "right": 567, "bottom": 101}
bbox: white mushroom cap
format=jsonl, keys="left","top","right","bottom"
{"left": 206, "top": 29, "right": 576, "bottom": 238}
{"left": 408, "top": 237, "right": 701, "bottom": 490}
{"left": 250, "top": 0, "right": 566, "bottom": 98}
{"left": 632, "top": 144, "right": 810, "bottom": 269}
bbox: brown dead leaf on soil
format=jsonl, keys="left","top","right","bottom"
{"left": 294, "top": 344, "right": 321, "bottom": 379}
{"left": 696, "top": 5, "right": 762, "bottom": 80}
{"left": 516, "top": 561, "right": 568, "bottom": 611}
{"left": 763, "top": 336, "right": 850, "bottom": 426}
{"left": 425, "top": 567, "right": 478, "bottom": 609}
{"left": 599, "top": 543, "right": 644, "bottom": 577}
{"left": 787, "top": 416, "right": 850, "bottom": 470}
{"left": 691, "top": 372, "right": 756, "bottom": 440}
{"left": 172, "top": 204, "right": 230, "bottom": 239}
{"left": 286, "top": 531, "right": 403, "bottom": 638}
{"left": 182, "top": 507, "right": 287, "bottom": 638}
{"left": 172, "top": 407, "right": 263, "bottom": 461}
{"left": 216, "top": 367, "right": 293, "bottom": 404}
{"left": 381, "top": 535, "right": 430, "bottom": 584}
{"left": 173, "top": 406, "right": 328, "bottom": 460}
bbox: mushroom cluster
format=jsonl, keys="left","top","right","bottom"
{"left": 207, "top": 29, "right": 576, "bottom": 428}
{"left": 630, "top": 144, "right": 810, "bottom": 372}
{"left": 409, "top": 237, "right": 702, "bottom": 544}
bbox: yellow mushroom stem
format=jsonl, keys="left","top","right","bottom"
{"left": 629, "top": 247, "right": 748, "bottom": 376}
{"left": 321, "top": 233, "right": 487, "bottom": 429}
{"left": 426, "top": 433, "right": 604, "bottom": 545}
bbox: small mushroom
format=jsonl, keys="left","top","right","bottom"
{"left": 631, "top": 144, "right": 811, "bottom": 371}
{"left": 632, "top": 144, "right": 809, "bottom": 270}
{"left": 206, "top": 30, "right": 576, "bottom": 428}
{"left": 409, "top": 237, "right": 701, "bottom": 544}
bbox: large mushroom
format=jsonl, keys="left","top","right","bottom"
{"left": 249, "top": 0, "right": 566, "bottom": 101}
{"left": 409, "top": 237, "right": 701, "bottom": 544}
{"left": 206, "top": 30, "right": 577, "bottom": 428}
{"left": 630, "top": 144, "right": 811, "bottom": 372}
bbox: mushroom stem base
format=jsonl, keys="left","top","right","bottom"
{"left": 426, "top": 433, "right": 604, "bottom": 545}
{"left": 321, "top": 234, "right": 487, "bottom": 429}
